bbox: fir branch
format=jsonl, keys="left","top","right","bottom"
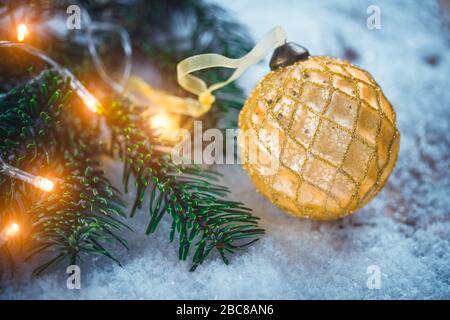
{"left": 0, "top": 71, "right": 128, "bottom": 275}
{"left": 106, "top": 100, "right": 264, "bottom": 271}
{"left": 0, "top": 0, "right": 264, "bottom": 278}
{"left": 28, "top": 152, "right": 129, "bottom": 275}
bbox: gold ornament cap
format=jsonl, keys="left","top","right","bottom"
{"left": 269, "top": 42, "right": 310, "bottom": 71}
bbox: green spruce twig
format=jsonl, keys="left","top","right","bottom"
{"left": 106, "top": 100, "right": 264, "bottom": 271}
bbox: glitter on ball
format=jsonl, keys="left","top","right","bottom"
{"left": 238, "top": 56, "right": 400, "bottom": 220}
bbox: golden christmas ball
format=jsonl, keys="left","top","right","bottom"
{"left": 238, "top": 56, "right": 400, "bottom": 220}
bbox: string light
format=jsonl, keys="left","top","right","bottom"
{"left": 0, "top": 41, "right": 103, "bottom": 114}
{"left": 17, "top": 23, "right": 28, "bottom": 42}
{"left": 0, "top": 40, "right": 104, "bottom": 192}
{"left": 0, "top": 222, "right": 20, "bottom": 246}
{"left": 3, "top": 8, "right": 194, "bottom": 157}
{"left": 6, "top": 6, "right": 230, "bottom": 120}
{"left": 33, "top": 176, "right": 55, "bottom": 192}
{"left": 0, "top": 157, "right": 54, "bottom": 192}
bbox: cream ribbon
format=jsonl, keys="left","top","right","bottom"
{"left": 125, "top": 26, "right": 287, "bottom": 118}
{"left": 176, "top": 26, "right": 287, "bottom": 116}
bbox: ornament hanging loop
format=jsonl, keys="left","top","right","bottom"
{"left": 176, "top": 26, "right": 289, "bottom": 116}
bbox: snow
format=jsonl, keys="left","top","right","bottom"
{"left": 1, "top": 0, "right": 450, "bottom": 299}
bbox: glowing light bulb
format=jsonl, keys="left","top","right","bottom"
{"left": 151, "top": 113, "right": 170, "bottom": 129}
{"left": 0, "top": 222, "right": 20, "bottom": 245}
{"left": 33, "top": 176, "right": 54, "bottom": 192}
{"left": 17, "top": 24, "right": 28, "bottom": 42}
{"left": 84, "top": 95, "right": 101, "bottom": 113}
{"left": 6, "top": 223, "right": 19, "bottom": 237}
{"left": 150, "top": 112, "right": 181, "bottom": 142}
{"left": 1, "top": 157, "right": 57, "bottom": 192}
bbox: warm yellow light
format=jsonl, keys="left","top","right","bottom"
{"left": 6, "top": 222, "right": 19, "bottom": 237}
{"left": 150, "top": 112, "right": 181, "bottom": 141}
{"left": 85, "top": 95, "right": 101, "bottom": 113}
{"left": 33, "top": 176, "right": 54, "bottom": 192}
{"left": 151, "top": 113, "right": 170, "bottom": 129}
{"left": 17, "top": 24, "right": 28, "bottom": 42}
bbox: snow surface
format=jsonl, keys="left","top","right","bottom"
{"left": 1, "top": 0, "right": 450, "bottom": 299}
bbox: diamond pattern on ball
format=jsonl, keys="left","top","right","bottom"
{"left": 238, "top": 56, "right": 400, "bottom": 220}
